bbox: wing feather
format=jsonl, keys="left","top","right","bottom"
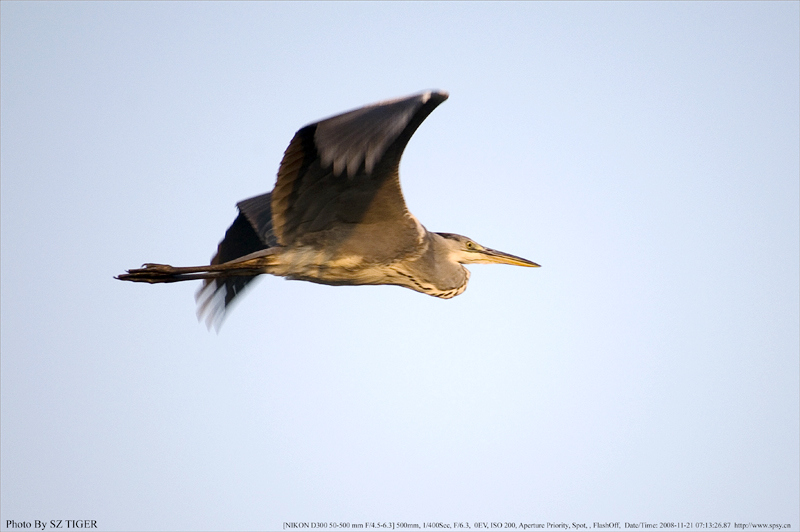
{"left": 270, "top": 90, "right": 448, "bottom": 264}
{"left": 195, "top": 193, "right": 277, "bottom": 327}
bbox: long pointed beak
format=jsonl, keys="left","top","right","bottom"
{"left": 479, "top": 248, "right": 541, "bottom": 267}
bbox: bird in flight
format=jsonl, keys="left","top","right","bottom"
{"left": 118, "top": 90, "right": 539, "bottom": 326}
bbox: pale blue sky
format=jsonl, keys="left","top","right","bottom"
{"left": 2, "top": 2, "right": 798, "bottom": 531}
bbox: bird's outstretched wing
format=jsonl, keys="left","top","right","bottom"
{"left": 271, "top": 90, "right": 449, "bottom": 262}
{"left": 196, "top": 192, "right": 279, "bottom": 327}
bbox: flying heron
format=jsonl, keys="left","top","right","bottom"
{"left": 118, "top": 90, "right": 540, "bottom": 325}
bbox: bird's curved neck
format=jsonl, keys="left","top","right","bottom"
{"left": 389, "top": 232, "right": 469, "bottom": 299}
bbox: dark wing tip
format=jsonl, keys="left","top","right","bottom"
{"left": 422, "top": 89, "right": 449, "bottom": 104}
{"left": 379, "top": 88, "right": 448, "bottom": 107}
{"left": 312, "top": 89, "right": 449, "bottom": 178}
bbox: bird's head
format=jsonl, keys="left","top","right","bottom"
{"left": 434, "top": 233, "right": 540, "bottom": 268}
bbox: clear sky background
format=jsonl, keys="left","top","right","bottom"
{"left": 2, "top": 2, "right": 798, "bottom": 531}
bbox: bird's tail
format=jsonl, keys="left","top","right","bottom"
{"left": 116, "top": 250, "right": 277, "bottom": 284}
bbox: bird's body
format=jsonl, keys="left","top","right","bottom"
{"left": 271, "top": 231, "right": 470, "bottom": 298}
{"left": 118, "top": 90, "right": 539, "bottom": 325}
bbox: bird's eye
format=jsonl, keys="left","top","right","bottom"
{"left": 465, "top": 241, "right": 477, "bottom": 250}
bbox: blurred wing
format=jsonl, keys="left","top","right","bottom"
{"left": 271, "top": 90, "right": 449, "bottom": 263}
{"left": 195, "top": 193, "right": 278, "bottom": 328}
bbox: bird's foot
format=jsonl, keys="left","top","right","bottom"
{"left": 138, "top": 263, "right": 175, "bottom": 273}
{"left": 117, "top": 263, "right": 178, "bottom": 283}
